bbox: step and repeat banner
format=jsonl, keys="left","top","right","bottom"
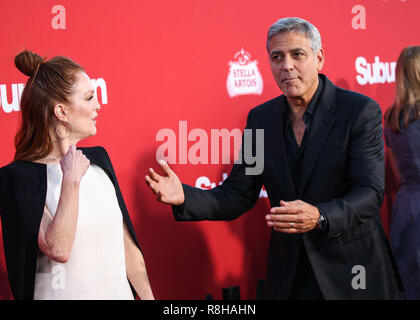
{"left": 0, "top": 0, "right": 418, "bottom": 300}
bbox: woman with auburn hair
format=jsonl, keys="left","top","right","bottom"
{"left": 384, "top": 46, "right": 420, "bottom": 299}
{"left": 0, "top": 50, "right": 154, "bottom": 300}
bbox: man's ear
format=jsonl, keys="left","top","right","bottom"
{"left": 317, "top": 48, "right": 325, "bottom": 72}
{"left": 53, "top": 104, "right": 68, "bottom": 122}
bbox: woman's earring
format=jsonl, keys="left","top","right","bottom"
{"left": 55, "top": 121, "right": 72, "bottom": 140}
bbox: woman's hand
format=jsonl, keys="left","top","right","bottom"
{"left": 60, "top": 145, "right": 90, "bottom": 184}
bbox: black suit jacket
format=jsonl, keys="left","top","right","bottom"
{"left": 0, "top": 146, "right": 141, "bottom": 300}
{"left": 173, "top": 74, "right": 403, "bottom": 299}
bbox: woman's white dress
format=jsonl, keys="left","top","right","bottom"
{"left": 34, "top": 164, "right": 134, "bottom": 300}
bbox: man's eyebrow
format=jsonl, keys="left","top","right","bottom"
{"left": 290, "top": 47, "right": 306, "bottom": 53}
{"left": 270, "top": 48, "right": 306, "bottom": 55}
{"left": 270, "top": 50, "right": 282, "bottom": 55}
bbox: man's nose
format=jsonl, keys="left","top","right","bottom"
{"left": 282, "top": 55, "right": 294, "bottom": 71}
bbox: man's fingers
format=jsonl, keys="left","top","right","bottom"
{"left": 269, "top": 201, "right": 317, "bottom": 233}
{"left": 273, "top": 227, "right": 301, "bottom": 234}
{"left": 145, "top": 175, "right": 159, "bottom": 195}
{"left": 269, "top": 205, "right": 301, "bottom": 214}
{"left": 280, "top": 200, "right": 302, "bottom": 206}
{"left": 266, "top": 213, "right": 299, "bottom": 222}
{"left": 148, "top": 167, "right": 162, "bottom": 182}
{"left": 145, "top": 175, "right": 153, "bottom": 186}
{"left": 272, "top": 224, "right": 309, "bottom": 234}
{"left": 158, "top": 160, "right": 173, "bottom": 176}
{"left": 267, "top": 220, "right": 304, "bottom": 228}
{"left": 145, "top": 176, "right": 169, "bottom": 203}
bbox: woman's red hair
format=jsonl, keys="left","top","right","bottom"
{"left": 14, "top": 50, "right": 84, "bottom": 162}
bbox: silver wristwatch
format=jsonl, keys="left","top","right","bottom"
{"left": 316, "top": 213, "right": 326, "bottom": 230}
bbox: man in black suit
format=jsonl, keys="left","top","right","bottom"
{"left": 145, "top": 17, "right": 403, "bottom": 299}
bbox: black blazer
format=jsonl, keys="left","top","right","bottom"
{"left": 0, "top": 146, "right": 141, "bottom": 300}
{"left": 173, "top": 74, "right": 403, "bottom": 299}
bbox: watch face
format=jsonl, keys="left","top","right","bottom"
{"left": 317, "top": 214, "right": 325, "bottom": 229}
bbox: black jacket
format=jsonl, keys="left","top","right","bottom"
{"left": 173, "top": 74, "right": 404, "bottom": 299}
{"left": 0, "top": 146, "right": 140, "bottom": 300}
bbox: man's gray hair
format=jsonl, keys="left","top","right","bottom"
{"left": 266, "top": 17, "right": 322, "bottom": 53}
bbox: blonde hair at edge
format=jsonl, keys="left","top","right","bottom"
{"left": 386, "top": 46, "right": 420, "bottom": 132}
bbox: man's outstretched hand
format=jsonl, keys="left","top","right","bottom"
{"left": 145, "top": 160, "right": 185, "bottom": 205}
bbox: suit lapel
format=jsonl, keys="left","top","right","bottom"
{"left": 268, "top": 96, "right": 297, "bottom": 200}
{"left": 297, "top": 76, "right": 336, "bottom": 197}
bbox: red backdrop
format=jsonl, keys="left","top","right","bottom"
{"left": 0, "top": 0, "right": 418, "bottom": 300}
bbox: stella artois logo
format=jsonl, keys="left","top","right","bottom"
{"left": 226, "top": 49, "right": 263, "bottom": 98}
